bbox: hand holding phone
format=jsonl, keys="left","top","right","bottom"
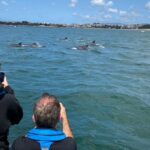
{"left": 60, "top": 103, "right": 67, "bottom": 121}
{"left": 0, "top": 73, "right": 8, "bottom": 88}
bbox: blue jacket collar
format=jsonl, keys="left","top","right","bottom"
{"left": 27, "top": 128, "right": 66, "bottom": 150}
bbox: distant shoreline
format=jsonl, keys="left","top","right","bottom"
{"left": 0, "top": 21, "right": 150, "bottom": 29}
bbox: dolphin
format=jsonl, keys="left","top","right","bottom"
{"left": 10, "top": 42, "right": 44, "bottom": 48}
{"left": 89, "top": 40, "right": 96, "bottom": 46}
{"left": 76, "top": 45, "right": 89, "bottom": 50}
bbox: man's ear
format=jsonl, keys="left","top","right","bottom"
{"left": 32, "top": 114, "right": 35, "bottom": 123}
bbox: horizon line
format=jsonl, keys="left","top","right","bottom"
{"left": 0, "top": 20, "right": 150, "bottom": 25}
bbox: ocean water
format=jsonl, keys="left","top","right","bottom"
{"left": 0, "top": 26, "right": 150, "bottom": 150}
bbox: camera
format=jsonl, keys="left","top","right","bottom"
{"left": 0, "top": 72, "right": 5, "bottom": 83}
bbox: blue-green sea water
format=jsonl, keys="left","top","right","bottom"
{"left": 0, "top": 26, "right": 150, "bottom": 150}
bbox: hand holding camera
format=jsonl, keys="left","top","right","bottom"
{"left": 0, "top": 72, "right": 9, "bottom": 88}
{"left": 60, "top": 102, "right": 67, "bottom": 121}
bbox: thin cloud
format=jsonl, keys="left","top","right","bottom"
{"left": 118, "top": 11, "right": 141, "bottom": 23}
{"left": 106, "top": 1, "right": 113, "bottom": 6}
{"left": 104, "top": 14, "right": 112, "bottom": 19}
{"left": 81, "top": 14, "right": 95, "bottom": 19}
{"left": 145, "top": 1, "right": 150, "bottom": 9}
{"left": 73, "top": 12, "right": 78, "bottom": 16}
{"left": 91, "top": 0, "right": 105, "bottom": 6}
{"left": 119, "top": 10, "right": 127, "bottom": 15}
{"left": 130, "top": 11, "right": 140, "bottom": 17}
{"left": 108, "top": 8, "right": 118, "bottom": 13}
{"left": 83, "top": 15, "right": 91, "bottom": 19}
{"left": 80, "top": 12, "right": 112, "bottom": 22}
{"left": 1, "top": 0, "right": 8, "bottom": 6}
{"left": 91, "top": 0, "right": 113, "bottom": 7}
{"left": 70, "top": 0, "right": 77, "bottom": 7}
{"left": 77, "top": 14, "right": 101, "bottom": 21}
{"left": 51, "top": 2, "right": 55, "bottom": 6}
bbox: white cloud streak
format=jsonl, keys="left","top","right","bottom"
{"left": 1, "top": 0, "right": 8, "bottom": 6}
{"left": 91, "top": 0, "right": 105, "bottom": 6}
{"left": 104, "top": 14, "right": 112, "bottom": 19}
{"left": 91, "top": 0, "right": 113, "bottom": 7}
{"left": 119, "top": 10, "right": 127, "bottom": 15}
{"left": 73, "top": 12, "right": 77, "bottom": 16}
{"left": 106, "top": 1, "right": 113, "bottom": 6}
{"left": 145, "top": 1, "right": 150, "bottom": 9}
{"left": 108, "top": 8, "right": 118, "bottom": 13}
{"left": 70, "top": 0, "right": 77, "bottom": 7}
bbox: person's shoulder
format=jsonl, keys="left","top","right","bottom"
{"left": 3, "top": 93, "right": 15, "bottom": 100}
{"left": 3, "top": 93, "right": 18, "bottom": 106}
{"left": 12, "top": 136, "right": 40, "bottom": 150}
{"left": 0, "top": 93, "right": 15, "bottom": 104}
{"left": 51, "top": 137, "right": 77, "bottom": 150}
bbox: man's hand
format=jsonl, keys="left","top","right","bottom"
{"left": 60, "top": 102, "right": 67, "bottom": 121}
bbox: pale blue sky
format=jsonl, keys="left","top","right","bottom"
{"left": 0, "top": 0, "right": 150, "bottom": 24}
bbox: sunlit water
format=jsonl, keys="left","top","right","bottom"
{"left": 0, "top": 26, "right": 150, "bottom": 150}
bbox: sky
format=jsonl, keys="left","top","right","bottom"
{"left": 0, "top": 0, "right": 150, "bottom": 24}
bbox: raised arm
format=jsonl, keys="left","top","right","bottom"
{"left": 2, "top": 75, "right": 14, "bottom": 94}
{"left": 60, "top": 103, "right": 74, "bottom": 138}
{"left": 2, "top": 75, "right": 23, "bottom": 124}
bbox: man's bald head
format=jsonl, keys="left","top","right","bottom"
{"left": 33, "top": 93, "right": 60, "bottom": 129}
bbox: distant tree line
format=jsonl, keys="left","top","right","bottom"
{"left": 0, "top": 21, "right": 66, "bottom": 27}
{"left": 0, "top": 21, "right": 150, "bottom": 29}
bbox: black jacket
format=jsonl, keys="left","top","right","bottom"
{"left": 0, "top": 86, "right": 23, "bottom": 147}
{"left": 12, "top": 136, "right": 77, "bottom": 150}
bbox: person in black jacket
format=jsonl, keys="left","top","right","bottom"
{"left": 11, "top": 93, "right": 76, "bottom": 150}
{"left": 0, "top": 74, "right": 23, "bottom": 150}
